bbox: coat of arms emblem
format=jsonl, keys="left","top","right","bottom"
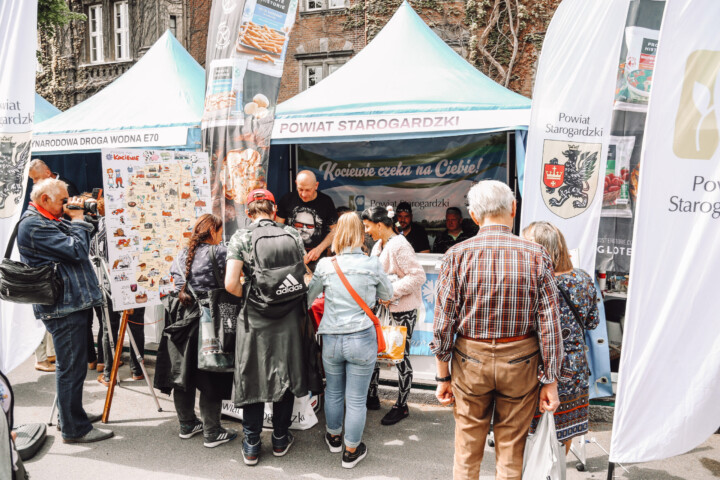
{"left": 541, "top": 140, "right": 601, "bottom": 219}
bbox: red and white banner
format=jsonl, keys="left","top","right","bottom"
{"left": 611, "top": 0, "right": 720, "bottom": 462}
{"left": 0, "top": 1, "right": 44, "bottom": 373}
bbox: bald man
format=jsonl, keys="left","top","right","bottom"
{"left": 28, "top": 159, "right": 80, "bottom": 197}
{"left": 277, "top": 170, "right": 337, "bottom": 270}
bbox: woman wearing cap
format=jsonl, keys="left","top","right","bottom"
{"left": 361, "top": 205, "right": 426, "bottom": 425}
{"left": 225, "top": 189, "right": 309, "bottom": 466}
{"left": 307, "top": 212, "right": 393, "bottom": 468}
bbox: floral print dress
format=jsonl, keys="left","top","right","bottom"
{"left": 530, "top": 268, "right": 600, "bottom": 442}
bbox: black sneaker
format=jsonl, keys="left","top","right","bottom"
{"left": 242, "top": 438, "right": 261, "bottom": 465}
{"left": 178, "top": 420, "right": 203, "bottom": 439}
{"left": 366, "top": 395, "right": 381, "bottom": 410}
{"left": 203, "top": 428, "right": 238, "bottom": 448}
{"left": 381, "top": 405, "right": 409, "bottom": 425}
{"left": 342, "top": 442, "right": 367, "bottom": 469}
{"left": 325, "top": 432, "right": 342, "bottom": 453}
{"left": 272, "top": 431, "right": 294, "bottom": 457}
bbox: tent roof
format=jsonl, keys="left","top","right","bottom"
{"left": 35, "top": 94, "right": 61, "bottom": 123}
{"left": 273, "top": 1, "right": 530, "bottom": 143}
{"left": 34, "top": 31, "right": 204, "bottom": 136}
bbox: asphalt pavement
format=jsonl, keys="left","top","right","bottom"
{"left": 7, "top": 356, "right": 720, "bottom": 479}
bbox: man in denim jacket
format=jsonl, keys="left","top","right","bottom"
{"left": 17, "top": 178, "right": 112, "bottom": 444}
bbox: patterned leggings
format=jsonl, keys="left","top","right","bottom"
{"left": 368, "top": 309, "right": 416, "bottom": 407}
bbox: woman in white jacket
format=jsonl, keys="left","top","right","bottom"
{"left": 361, "top": 205, "right": 426, "bottom": 425}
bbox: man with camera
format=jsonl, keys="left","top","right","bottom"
{"left": 17, "top": 178, "right": 113, "bottom": 443}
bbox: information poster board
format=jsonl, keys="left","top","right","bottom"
{"left": 101, "top": 149, "right": 211, "bottom": 311}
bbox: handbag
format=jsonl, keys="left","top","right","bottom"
{"left": 522, "top": 411, "right": 566, "bottom": 479}
{"left": 189, "top": 246, "right": 242, "bottom": 373}
{"left": 556, "top": 284, "right": 592, "bottom": 376}
{"left": 330, "top": 257, "right": 387, "bottom": 354}
{"left": 0, "top": 218, "right": 63, "bottom": 305}
{"left": 375, "top": 303, "right": 407, "bottom": 364}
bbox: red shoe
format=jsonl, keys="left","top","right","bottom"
{"left": 132, "top": 374, "right": 145, "bottom": 381}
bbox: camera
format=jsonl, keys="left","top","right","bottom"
{"left": 64, "top": 188, "right": 101, "bottom": 215}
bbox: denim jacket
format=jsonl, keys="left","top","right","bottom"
{"left": 307, "top": 247, "right": 393, "bottom": 335}
{"left": 17, "top": 206, "right": 103, "bottom": 320}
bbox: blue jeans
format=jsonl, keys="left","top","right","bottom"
{"left": 322, "top": 326, "right": 376, "bottom": 448}
{"left": 43, "top": 309, "right": 93, "bottom": 439}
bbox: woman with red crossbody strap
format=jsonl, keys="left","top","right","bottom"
{"left": 306, "top": 213, "right": 393, "bottom": 469}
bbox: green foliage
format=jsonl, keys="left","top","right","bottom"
{"left": 38, "top": 0, "right": 86, "bottom": 37}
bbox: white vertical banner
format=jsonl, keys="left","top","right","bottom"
{"left": 520, "top": 0, "right": 629, "bottom": 273}
{"left": 0, "top": 1, "right": 44, "bottom": 373}
{"left": 611, "top": 0, "right": 720, "bottom": 463}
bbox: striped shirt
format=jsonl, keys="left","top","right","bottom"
{"left": 430, "top": 224, "right": 563, "bottom": 383}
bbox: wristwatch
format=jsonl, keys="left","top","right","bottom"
{"left": 435, "top": 374, "right": 452, "bottom": 383}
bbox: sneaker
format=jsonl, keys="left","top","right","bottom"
{"left": 242, "top": 438, "right": 261, "bottom": 465}
{"left": 63, "top": 427, "right": 114, "bottom": 444}
{"left": 325, "top": 432, "right": 342, "bottom": 453}
{"left": 47, "top": 355, "right": 56, "bottom": 363}
{"left": 342, "top": 442, "right": 367, "bottom": 469}
{"left": 203, "top": 428, "right": 238, "bottom": 448}
{"left": 131, "top": 373, "right": 145, "bottom": 381}
{"left": 179, "top": 420, "right": 203, "bottom": 439}
{"left": 88, "top": 361, "right": 97, "bottom": 370}
{"left": 34, "top": 361, "right": 55, "bottom": 372}
{"left": 366, "top": 395, "right": 381, "bottom": 410}
{"left": 381, "top": 405, "right": 409, "bottom": 426}
{"left": 272, "top": 431, "right": 294, "bottom": 457}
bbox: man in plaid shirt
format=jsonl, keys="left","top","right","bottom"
{"left": 431, "top": 180, "right": 563, "bottom": 480}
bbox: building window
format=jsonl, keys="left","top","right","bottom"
{"left": 303, "top": 0, "right": 346, "bottom": 12}
{"left": 114, "top": 1, "right": 130, "bottom": 60}
{"left": 169, "top": 15, "right": 177, "bottom": 38}
{"left": 302, "top": 60, "right": 346, "bottom": 90}
{"left": 89, "top": 5, "right": 104, "bottom": 63}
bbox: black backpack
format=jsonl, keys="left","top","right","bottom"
{"left": 244, "top": 221, "right": 307, "bottom": 309}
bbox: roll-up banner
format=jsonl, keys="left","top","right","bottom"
{"left": 610, "top": 0, "right": 720, "bottom": 463}
{"left": 0, "top": 1, "right": 44, "bottom": 373}
{"left": 202, "top": 0, "right": 298, "bottom": 238}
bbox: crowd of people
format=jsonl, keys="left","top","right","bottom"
{"left": 7, "top": 165, "right": 600, "bottom": 479}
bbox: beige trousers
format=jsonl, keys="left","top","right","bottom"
{"left": 35, "top": 331, "right": 55, "bottom": 362}
{"left": 451, "top": 336, "right": 540, "bottom": 480}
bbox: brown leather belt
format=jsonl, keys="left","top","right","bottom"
{"left": 459, "top": 332, "right": 534, "bottom": 344}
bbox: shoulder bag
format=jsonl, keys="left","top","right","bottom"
{"left": 189, "top": 246, "right": 243, "bottom": 372}
{"left": 0, "top": 218, "right": 63, "bottom": 305}
{"left": 330, "top": 257, "right": 387, "bottom": 354}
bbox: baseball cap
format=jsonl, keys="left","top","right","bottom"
{"left": 246, "top": 188, "right": 275, "bottom": 205}
{"left": 397, "top": 202, "right": 412, "bottom": 214}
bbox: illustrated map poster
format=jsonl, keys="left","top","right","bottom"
{"left": 101, "top": 148, "right": 211, "bottom": 311}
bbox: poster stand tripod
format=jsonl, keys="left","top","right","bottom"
{"left": 91, "top": 253, "right": 162, "bottom": 422}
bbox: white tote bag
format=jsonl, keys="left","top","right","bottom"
{"left": 221, "top": 394, "right": 319, "bottom": 430}
{"left": 522, "top": 411, "right": 566, "bottom": 480}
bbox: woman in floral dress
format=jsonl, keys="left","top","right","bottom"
{"left": 523, "top": 221, "right": 600, "bottom": 454}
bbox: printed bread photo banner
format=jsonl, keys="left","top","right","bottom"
{"left": 101, "top": 149, "right": 211, "bottom": 311}
{"left": 0, "top": 0, "right": 45, "bottom": 373}
{"left": 610, "top": 0, "right": 720, "bottom": 463}
{"left": 202, "top": 0, "right": 299, "bottom": 237}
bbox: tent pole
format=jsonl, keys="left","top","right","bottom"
{"left": 606, "top": 462, "right": 615, "bottom": 479}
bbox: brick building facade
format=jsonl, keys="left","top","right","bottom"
{"left": 39, "top": 0, "right": 557, "bottom": 110}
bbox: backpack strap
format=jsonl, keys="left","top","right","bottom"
{"left": 209, "top": 245, "right": 223, "bottom": 287}
{"left": 4, "top": 222, "right": 20, "bottom": 260}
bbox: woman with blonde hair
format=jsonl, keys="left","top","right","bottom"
{"left": 307, "top": 212, "right": 393, "bottom": 468}
{"left": 522, "top": 221, "right": 599, "bottom": 454}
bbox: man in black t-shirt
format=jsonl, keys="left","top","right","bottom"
{"left": 432, "top": 207, "right": 473, "bottom": 254}
{"left": 277, "top": 170, "right": 337, "bottom": 269}
{"left": 28, "top": 158, "right": 80, "bottom": 197}
{"left": 396, "top": 202, "right": 430, "bottom": 253}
